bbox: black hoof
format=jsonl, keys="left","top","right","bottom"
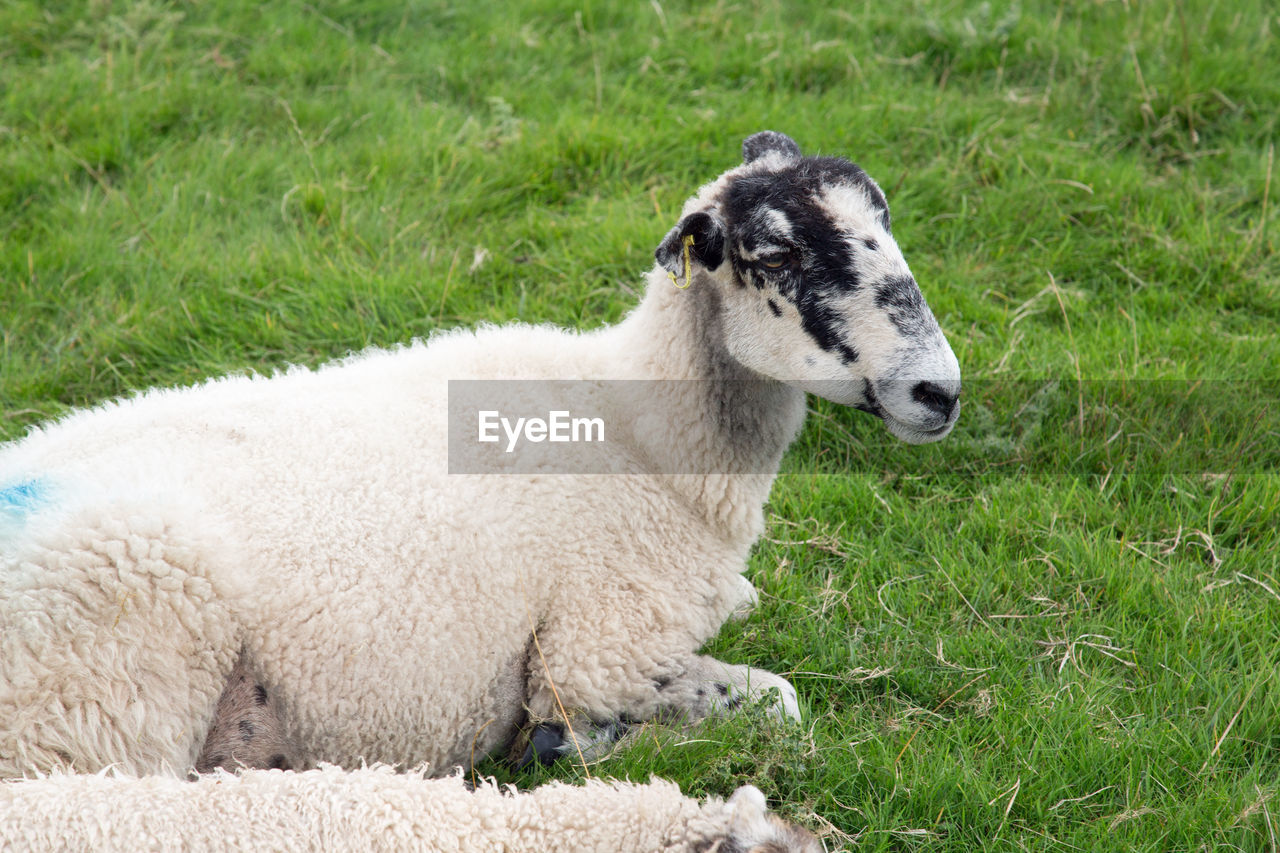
{"left": 516, "top": 719, "right": 632, "bottom": 769}
{"left": 517, "top": 722, "right": 566, "bottom": 769}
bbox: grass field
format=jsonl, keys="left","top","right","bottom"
{"left": 2, "top": 0, "right": 1278, "bottom": 849}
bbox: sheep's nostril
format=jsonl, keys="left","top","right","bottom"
{"left": 911, "top": 381, "right": 958, "bottom": 420}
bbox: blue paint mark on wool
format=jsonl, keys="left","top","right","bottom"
{"left": 1, "top": 479, "right": 45, "bottom": 509}
{"left": 0, "top": 479, "right": 48, "bottom": 526}
{"left": 1, "top": 478, "right": 51, "bottom": 544}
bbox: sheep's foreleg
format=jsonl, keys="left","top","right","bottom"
{"left": 517, "top": 652, "right": 800, "bottom": 771}
{"left": 650, "top": 654, "right": 801, "bottom": 722}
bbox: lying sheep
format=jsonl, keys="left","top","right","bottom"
{"left": 0, "top": 130, "right": 960, "bottom": 778}
{"left": 0, "top": 765, "right": 823, "bottom": 852}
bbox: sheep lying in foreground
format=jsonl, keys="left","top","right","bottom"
{"left": 0, "top": 130, "right": 960, "bottom": 778}
{"left": 0, "top": 765, "right": 822, "bottom": 852}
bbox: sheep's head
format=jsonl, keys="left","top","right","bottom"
{"left": 656, "top": 131, "right": 961, "bottom": 444}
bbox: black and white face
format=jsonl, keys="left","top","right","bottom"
{"left": 656, "top": 132, "right": 962, "bottom": 444}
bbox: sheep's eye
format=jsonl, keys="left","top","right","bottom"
{"left": 760, "top": 253, "right": 790, "bottom": 270}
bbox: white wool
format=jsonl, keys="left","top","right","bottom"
{"left": 0, "top": 281, "right": 805, "bottom": 776}
{"left": 0, "top": 766, "right": 819, "bottom": 853}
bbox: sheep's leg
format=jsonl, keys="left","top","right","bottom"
{"left": 650, "top": 654, "right": 801, "bottom": 722}
{"left": 517, "top": 572, "right": 799, "bottom": 768}
{"left": 523, "top": 643, "right": 800, "bottom": 767}
{"left": 195, "top": 651, "right": 298, "bottom": 774}
{"left": 515, "top": 654, "right": 799, "bottom": 770}
{"left": 726, "top": 574, "right": 759, "bottom": 621}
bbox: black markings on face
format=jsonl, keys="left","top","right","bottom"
{"left": 863, "top": 238, "right": 878, "bottom": 252}
{"left": 253, "top": 685, "right": 269, "bottom": 706}
{"left": 268, "top": 754, "right": 290, "bottom": 770}
{"left": 722, "top": 156, "right": 891, "bottom": 362}
{"left": 766, "top": 298, "right": 782, "bottom": 317}
{"left": 874, "top": 275, "right": 930, "bottom": 337}
{"left": 239, "top": 719, "right": 255, "bottom": 742}
{"left": 803, "top": 307, "right": 860, "bottom": 365}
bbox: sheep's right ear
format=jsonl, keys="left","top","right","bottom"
{"left": 655, "top": 210, "right": 726, "bottom": 275}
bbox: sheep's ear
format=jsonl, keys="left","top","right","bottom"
{"left": 742, "top": 131, "right": 801, "bottom": 165}
{"left": 655, "top": 210, "right": 725, "bottom": 274}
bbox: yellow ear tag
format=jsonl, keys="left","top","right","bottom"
{"left": 666, "top": 234, "right": 696, "bottom": 290}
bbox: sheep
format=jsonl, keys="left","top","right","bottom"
{"left": 0, "top": 765, "right": 823, "bottom": 852}
{"left": 0, "top": 130, "right": 961, "bottom": 779}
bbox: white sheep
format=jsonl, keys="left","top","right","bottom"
{"left": 0, "top": 130, "right": 961, "bottom": 778}
{"left": 0, "top": 764, "right": 823, "bottom": 852}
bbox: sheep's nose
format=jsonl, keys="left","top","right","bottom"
{"left": 911, "top": 381, "right": 959, "bottom": 421}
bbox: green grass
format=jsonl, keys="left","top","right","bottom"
{"left": 3, "top": 1, "right": 1278, "bottom": 849}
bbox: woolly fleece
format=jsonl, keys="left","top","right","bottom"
{"left": 0, "top": 765, "right": 822, "bottom": 852}
{"left": 0, "top": 281, "right": 805, "bottom": 776}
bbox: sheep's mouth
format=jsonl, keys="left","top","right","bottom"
{"left": 855, "top": 380, "right": 957, "bottom": 444}
{"left": 895, "top": 415, "right": 956, "bottom": 439}
{"left": 880, "top": 409, "right": 957, "bottom": 444}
